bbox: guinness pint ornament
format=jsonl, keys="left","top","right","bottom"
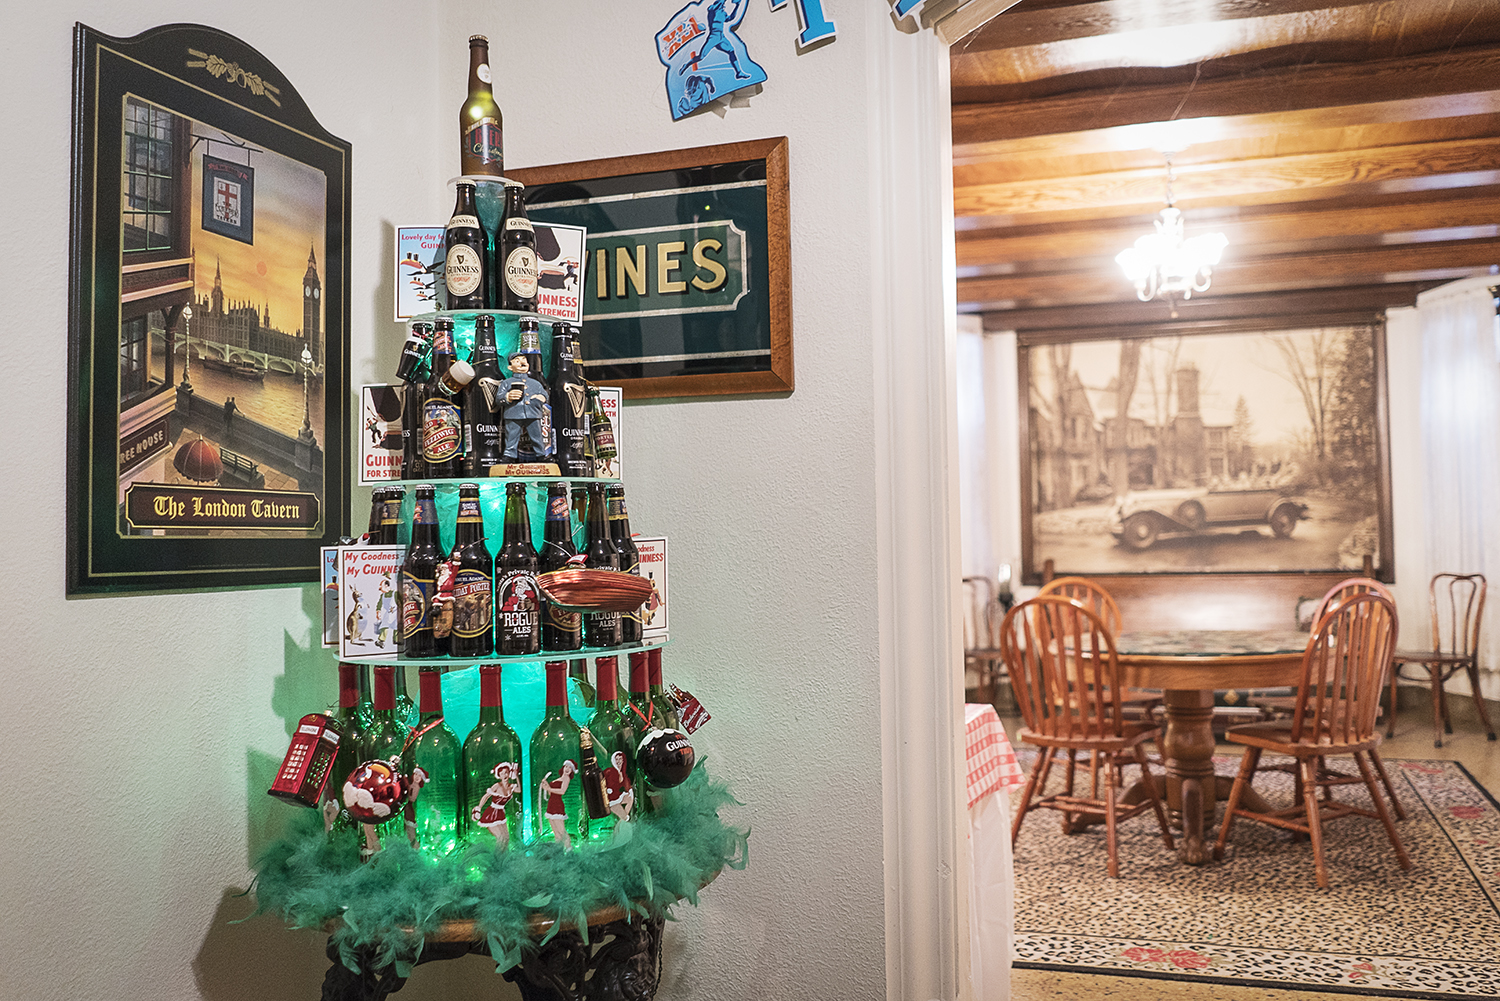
{"left": 636, "top": 728, "right": 695, "bottom": 789}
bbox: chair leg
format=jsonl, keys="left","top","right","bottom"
{"left": 1133, "top": 743, "right": 1175, "bottom": 851}
{"left": 1063, "top": 750, "right": 1076, "bottom": 796}
{"left": 1214, "top": 747, "right": 1260, "bottom": 861}
{"left": 1011, "top": 747, "right": 1051, "bottom": 848}
{"left": 1103, "top": 752, "right": 1119, "bottom": 879}
{"left": 1387, "top": 662, "right": 1399, "bottom": 739}
{"left": 1369, "top": 747, "right": 1407, "bottom": 821}
{"left": 1429, "top": 665, "right": 1446, "bottom": 748}
{"left": 1355, "top": 751, "right": 1412, "bottom": 871}
{"left": 1089, "top": 751, "right": 1100, "bottom": 798}
{"left": 1463, "top": 662, "right": 1498, "bottom": 740}
{"left": 1301, "top": 756, "right": 1330, "bottom": 890}
{"left": 1439, "top": 668, "right": 1453, "bottom": 735}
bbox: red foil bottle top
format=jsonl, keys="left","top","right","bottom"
{"left": 628, "top": 651, "right": 649, "bottom": 694}
{"left": 419, "top": 668, "right": 444, "bottom": 713}
{"left": 545, "top": 660, "right": 568, "bottom": 706}
{"left": 338, "top": 662, "right": 360, "bottom": 709}
{"left": 648, "top": 647, "right": 663, "bottom": 687}
{"left": 479, "top": 663, "right": 502, "bottom": 706}
{"left": 373, "top": 665, "right": 396, "bottom": 710}
{"left": 595, "top": 656, "right": 619, "bottom": 700}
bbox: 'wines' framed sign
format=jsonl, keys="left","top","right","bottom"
{"left": 67, "top": 23, "right": 352, "bottom": 595}
{"left": 512, "top": 137, "right": 793, "bottom": 400}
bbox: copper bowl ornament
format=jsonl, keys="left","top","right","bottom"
{"left": 537, "top": 568, "right": 654, "bottom": 612}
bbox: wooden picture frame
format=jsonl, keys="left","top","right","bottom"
{"left": 510, "top": 136, "right": 793, "bottom": 400}
{"left": 1017, "top": 322, "right": 1394, "bottom": 585}
{"left": 67, "top": 22, "right": 351, "bottom": 595}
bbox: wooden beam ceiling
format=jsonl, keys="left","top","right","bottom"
{"left": 950, "top": 1, "right": 1500, "bottom": 329}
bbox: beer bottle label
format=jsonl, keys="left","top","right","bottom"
{"left": 423, "top": 398, "right": 463, "bottom": 461}
{"left": 504, "top": 216, "right": 534, "bottom": 233}
{"left": 457, "top": 496, "right": 483, "bottom": 522}
{"left": 464, "top": 119, "right": 503, "bottom": 165}
{"left": 451, "top": 569, "right": 494, "bottom": 639}
{"left": 401, "top": 571, "right": 433, "bottom": 639}
{"left": 547, "top": 602, "right": 582, "bottom": 633}
{"left": 446, "top": 214, "right": 481, "bottom": 230}
{"left": 380, "top": 499, "right": 403, "bottom": 527}
{"left": 497, "top": 569, "right": 539, "bottom": 640}
{"left": 547, "top": 494, "right": 570, "bottom": 520}
{"left": 504, "top": 246, "right": 539, "bottom": 298}
{"left": 476, "top": 63, "right": 492, "bottom": 85}
{"left": 445, "top": 244, "right": 484, "bottom": 297}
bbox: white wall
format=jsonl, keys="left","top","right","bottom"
{"left": 4, "top": 3, "right": 964, "bottom": 1000}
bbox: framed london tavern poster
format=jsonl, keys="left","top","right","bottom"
{"left": 67, "top": 23, "right": 352, "bottom": 594}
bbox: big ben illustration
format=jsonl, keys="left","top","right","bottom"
{"left": 303, "top": 244, "right": 321, "bottom": 366}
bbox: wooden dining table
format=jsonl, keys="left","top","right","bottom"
{"left": 1106, "top": 629, "right": 1312, "bottom": 865}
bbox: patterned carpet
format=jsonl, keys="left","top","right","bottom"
{"left": 1011, "top": 755, "right": 1500, "bottom": 998}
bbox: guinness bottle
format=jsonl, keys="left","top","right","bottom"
{"left": 459, "top": 35, "right": 503, "bottom": 177}
{"left": 606, "top": 484, "right": 643, "bottom": 645}
{"left": 540, "top": 482, "right": 582, "bottom": 652}
{"left": 399, "top": 321, "right": 432, "bottom": 481}
{"left": 361, "top": 488, "right": 386, "bottom": 545}
{"left": 550, "top": 324, "right": 591, "bottom": 477}
{"left": 449, "top": 483, "right": 494, "bottom": 658}
{"left": 582, "top": 483, "right": 621, "bottom": 648}
{"left": 495, "top": 482, "right": 540, "bottom": 655}
{"left": 497, "top": 182, "right": 538, "bottom": 311}
{"left": 422, "top": 320, "right": 469, "bottom": 478}
{"left": 586, "top": 385, "right": 617, "bottom": 477}
{"left": 444, "top": 182, "right": 488, "bottom": 310}
{"left": 465, "top": 314, "right": 502, "bottom": 475}
{"left": 398, "top": 484, "right": 443, "bottom": 659}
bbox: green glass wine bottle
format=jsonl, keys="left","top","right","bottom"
{"left": 323, "top": 662, "right": 369, "bottom": 834}
{"left": 625, "top": 652, "right": 657, "bottom": 818}
{"left": 394, "top": 666, "right": 417, "bottom": 729}
{"left": 461, "top": 663, "right": 523, "bottom": 853}
{"left": 359, "top": 664, "right": 414, "bottom": 852}
{"left": 530, "top": 660, "right": 588, "bottom": 849}
{"left": 647, "top": 648, "right": 682, "bottom": 731}
{"left": 586, "top": 655, "right": 638, "bottom": 837}
{"left": 407, "top": 668, "right": 462, "bottom": 856}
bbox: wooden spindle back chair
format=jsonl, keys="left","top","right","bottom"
{"left": 1392, "top": 572, "right": 1495, "bottom": 745}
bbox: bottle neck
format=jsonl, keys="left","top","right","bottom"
{"left": 595, "top": 656, "right": 620, "bottom": 702}
{"left": 453, "top": 185, "right": 478, "bottom": 216}
{"left": 648, "top": 648, "right": 664, "bottom": 693}
{"left": 455, "top": 492, "right": 484, "bottom": 545}
{"left": 418, "top": 668, "right": 444, "bottom": 715}
{"left": 468, "top": 42, "right": 491, "bottom": 91}
{"left": 373, "top": 666, "right": 396, "bottom": 713}
{"left": 503, "top": 491, "right": 532, "bottom": 543}
{"left": 338, "top": 662, "right": 359, "bottom": 711}
{"left": 410, "top": 495, "right": 440, "bottom": 547}
{"left": 545, "top": 661, "right": 569, "bottom": 714}
{"left": 628, "top": 651, "right": 650, "bottom": 696}
{"left": 478, "top": 665, "right": 503, "bottom": 722}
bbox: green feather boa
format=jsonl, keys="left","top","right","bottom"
{"left": 249, "top": 764, "right": 748, "bottom": 974}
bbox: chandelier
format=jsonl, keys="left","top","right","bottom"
{"left": 1115, "top": 154, "right": 1228, "bottom": 302}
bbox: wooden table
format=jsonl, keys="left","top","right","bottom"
{"left": 1113, "top": 629, "right": 1310, "bottom": 865}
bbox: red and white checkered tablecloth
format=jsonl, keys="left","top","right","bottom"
{"left": 965, "top": 703, "right": 1024, "bottom": 809}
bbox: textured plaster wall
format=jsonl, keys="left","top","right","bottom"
{"left": 4, "top": 2, "right": 954, "bottom": 1000}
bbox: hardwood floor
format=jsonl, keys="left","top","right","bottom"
{"left": 1003, "top": 691, "right": 1499, "bottom": 1001}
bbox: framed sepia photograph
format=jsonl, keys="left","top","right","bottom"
{"left": 510, "top": 136, "right": 793, "bottom": 400}
{"left": 67, "top": 22, "right": 351, "bottom": 595}
{"left": 1018, "top": 324, "right": 1393, "bottom": 584}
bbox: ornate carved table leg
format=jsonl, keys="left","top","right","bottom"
{"left": 503, "top": 915, "right": 665, "bottom": 1001}
{"left": 1162, "top": 689, "right": 1217, "bottom": 864}
{"left": 321, "top": 937, "right": 407, "bottom": 1001}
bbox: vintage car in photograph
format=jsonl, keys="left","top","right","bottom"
{"left": 1108, "top": 487, "right": 1309, "bottom": 550}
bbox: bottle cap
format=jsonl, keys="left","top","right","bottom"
{"left": 469, "top": 34, "right": 488, "bottom": 43}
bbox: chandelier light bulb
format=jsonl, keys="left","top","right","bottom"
{"left": 1117, "top": 167, "right": 1228, "bottom": 302}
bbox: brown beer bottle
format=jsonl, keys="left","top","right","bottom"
{"left": 606, "top": 484, "right": 642, "bottom": 644}
{"left": 541, "top": 482, "right": 582, "bottom": 652}
{"left": 496, "top": 482, "right": 541, "bottom": 655}
{"left": 449, "top": 483, "right": 494, "bottom": 659}
{"left": 422, "top": 319, "right": 471, "bottom": 478}
{"left": 444, "top": 182, "right": 489, "bottom": 310}
{"left": 459, "top": 35, "right": 504, "bottom": 177}
{"left": 497, "top": 182, "right": 539, "bottom": 311}
{"left": 398, "top": 484, "right": 443, "bottom": 659}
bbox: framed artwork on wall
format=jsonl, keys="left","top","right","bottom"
{"left": 1017, "top": 323, "right": 1394, "bottom": 585}
{"left": 67, "top": 22, "right": 352, "bottom": 595}
{"left": 510, "top": 136, "right": 793, "bottom": 400}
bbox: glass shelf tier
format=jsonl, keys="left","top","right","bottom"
{"left": 407, "top": 306, "right": 575, "bottom": 327}
{"left": 377, "top": 476, "right": 619, "bottom": 489}
{"left": 340, "top": 635, "right": 669, "bottom": 668}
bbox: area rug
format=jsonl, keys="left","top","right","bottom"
{"left": 1010, "top": 756, "right": 1500, "bottom": 998}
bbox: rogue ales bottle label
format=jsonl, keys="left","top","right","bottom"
{"left": 497, "top": 569, "right": 539, "bottom": 641}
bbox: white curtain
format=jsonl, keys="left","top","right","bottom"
{"left": 1416, "top": 277, "right": 1500, "bottom": 697}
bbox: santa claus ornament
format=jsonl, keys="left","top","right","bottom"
{"left": 343, "top": 758, "right": 411, "bottom": 823}
{"left": 636, "top": 728, "right": 695, "bottom": 789}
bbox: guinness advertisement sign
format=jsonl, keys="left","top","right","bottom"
{"left": 125, "top": 484, "right": 320, "bottom": 531}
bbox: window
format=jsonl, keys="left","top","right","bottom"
{"left": 120, "top": 315, "right": 149, "bottom": 400}
{"left": 122, "top": 98, "right": 176, "bottom": 252}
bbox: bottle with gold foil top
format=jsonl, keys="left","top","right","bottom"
{"left": 398, "top": 484, "right": 443, "bottom": 658}
{"left": 459, "top": 35, "right": 503, "bottom": 176}
{"left": 497, "top": 181, "right": 538, "bottom": 311}
{"left": 449, "top": 483, "right": 494, "bottom": 658}
{"left": 462, "top": 663, "right": 523, "bottom": 851}
{"left": 444, "top": 182, "right": 488, "bottom": 310}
